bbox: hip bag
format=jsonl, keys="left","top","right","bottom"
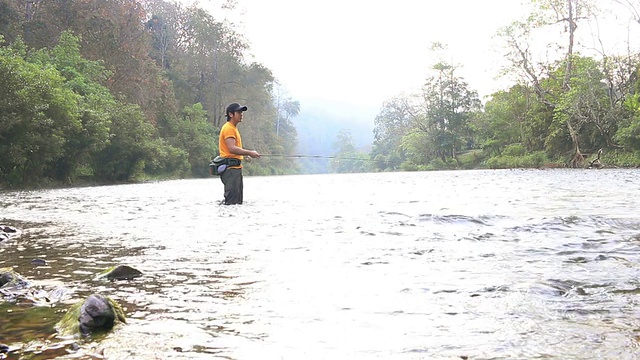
{"left": 209, "top": 156, "right": 241, "bottom": 175}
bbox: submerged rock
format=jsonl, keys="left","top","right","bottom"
{"left": 0, "top": 268, "right": 70, "bottom": 306}
{"left": 31, "top": 258, "right": 47, "bottom": 266}
{"left": 0, "top": 267, "right": 29, "bottom": 289}
{"left": 0, "top": 225, "right": 17, "bottom": 233}
{"left": 57, "top": 294, "right": 126, "bottom": 337}
{"left": 97, "top": 265, "right": 143, "bottom": 281}
{"left": 0, "top": 268, "right": 38, "bottom": 305}
{"left": 0, "top": 225, "right": 19, "bottom": 242}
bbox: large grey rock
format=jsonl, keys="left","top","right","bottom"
{"left": 57, "top": 294, "right": 126, "bottom": 337}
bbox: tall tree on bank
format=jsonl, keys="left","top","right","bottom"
{"left": 330, "top": 129, "right": 371, "bottom": 173}
{"left": 143, "top": 0, "right": 296, "bottom": 166}
{"left": 0, "top": 33, "right": 187, "bottom": 185}
{"left": 478, "top": 85, "right": 538, "bottom": 157}
{"left": 609, "top": 0, "right": 640, "bottom": 155}
{"left": 15, "top": 0, "right": 166, "bottom": 119}
{"left": 162, "top": 4, "right": 247, "bottom": 128}
{"left": 371, "top": 96, "right": 413, "bottom": 171}
{"left": 500, "top": 0, "right": 600, "bottom": 166}
{"left": 415, "top": 60, "right": 482, "bottom": 165}
{"left": 0, "top": 37, "right": 79, "bottom": 184}
{"left": 371, "top": 46, "right": 481, "bottom": 171}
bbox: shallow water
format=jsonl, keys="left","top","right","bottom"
{"left": 1, "top": 169, "right": 640, "bottom": 359}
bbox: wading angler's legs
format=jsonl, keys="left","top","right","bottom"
{"left": 220, "top": 168, "right": 243, "bottom": 205}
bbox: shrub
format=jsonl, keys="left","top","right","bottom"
{"left": 605, "top": 150, "right": 640, "bottom": 167}
{"left": 502, "top": 143, "right": 526, "bottom": 156}
{"left": 485, "top": 151, "right": 549, "bottom": 169}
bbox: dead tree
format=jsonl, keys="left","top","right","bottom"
{"left": 587, "top": 148, "right": 603, "bottom": 168}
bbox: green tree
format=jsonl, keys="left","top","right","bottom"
{"left": 168, "top": 5, "right": 247, "bottom": 127}
{"left": 34, "top": 31, "right": 115, "bottom": 182}
{"left": 146, "top": 13, "right": 174, "bottom": 70}
{"left": 330, "top": 129, "right": 371, "bottom": 173}
{"left": 499, "top": 0, "right": 599, "bottom": 166}
{"left": 0, "top": 0, "right": 310, "bottom": 187}
{"left": 19, "top": 0, "right": 164, "bottom": 113}
{"left": 615, "top": 76, "right": 640, "bottom": 151}
{"left": 415, "top": 61, "right": 481, "bottom": 165}
{"left": 171, "top": 103, "right": 217, "bottom": 177}
{"left": 93, "top": 103, "right": 156, "bottom": 181}
{"left": 371, "top": 96, "right": 413, "bottom": 171}
{"left": 0, "top": 37, "right": 80, "bottom": 186}
{"left": 0, "top": 0, "right": 22, "bottom": 44}
{"left": 479, "top": 87, "right": 528, "bottom": 156}
{"left": 478, "top": 84, "right": 554, "bottom": 157}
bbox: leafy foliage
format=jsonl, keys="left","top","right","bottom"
{"left": 372, "top": 59, "right": 482, "bottom": 171}
{"left": 3, "top": 0, "right": 640, "bottom": 187}
{"left": 330, "top": 129, "right": 372, "bottom": 173}
{"left": 370, "top": 1, "right": 640, "bottom": 172}
{"left": 0, "top": 0, "right": 301, "bottom": 187}
{"left": 0, "top": 38, "right": 79, "bottom": 185}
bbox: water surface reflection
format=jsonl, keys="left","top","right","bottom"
{"left": 1, "top": 169, "right": 640, "bottom": 359}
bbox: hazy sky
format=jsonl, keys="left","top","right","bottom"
{"left": 195, "top": 0, "right": 637, "bottom": 119}
{"left": 219, "top": 0, "right": 531, "bottom": 109}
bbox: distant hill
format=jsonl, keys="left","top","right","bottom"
{"left": 292, "top": 98, "right": 376, "bottom": 173}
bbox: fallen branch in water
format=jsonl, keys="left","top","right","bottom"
{"left": 587, "top": 149, "right": 603, "bottom": 169}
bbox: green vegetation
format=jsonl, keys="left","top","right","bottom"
{"left": 370, "top": 1, "right": 640, "bottom": 171}
{"left": 1, "top": 0, "right": 639, "bottom": 185}
{"left": 330, "top": 129, "right": 372, "bottom": 173}
{"left": 0, "top": 0, "right": 299, "bottom": 187}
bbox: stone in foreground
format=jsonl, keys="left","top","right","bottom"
{"left": 57, "top": 294, "right": 126, "bottom": 337}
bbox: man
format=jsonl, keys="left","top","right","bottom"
{"left": 218, "top": 103, "right": 260, "bottom": 205}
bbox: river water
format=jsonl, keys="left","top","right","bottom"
{"left": 1, "top": 169, "right": 640, "bottom": 359}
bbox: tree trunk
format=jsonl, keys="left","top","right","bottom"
{"left": 567, "top": 120, "right": 584, "bottom": 167}
{"left": 563, "top": 0, "right": 584, "bottom": 167}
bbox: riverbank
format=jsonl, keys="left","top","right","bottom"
{"left": 2, "top": 149, "right": 639, "bottom": 191}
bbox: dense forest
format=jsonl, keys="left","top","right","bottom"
{"left": 0, "top": 0, "right": 301, "bottom": 187}
{"left": 370, "top": 1, "right": 640, "bottom": 172}
{"left": 1, "top": 0, "right": 640, "bottom": 188}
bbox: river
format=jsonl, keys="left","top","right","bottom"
{"left": 1, "top": 169, "right": 640, "bottom": 359}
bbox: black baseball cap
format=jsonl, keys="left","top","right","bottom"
{"left": 226, "top": 103, "right": 248, "bottom": 119}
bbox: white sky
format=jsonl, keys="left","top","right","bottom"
{"left": 195, "top": 0, "right": 639, "bottom": 120}
{"left": 190, "top": 0, "right": 530, "bottom": 113}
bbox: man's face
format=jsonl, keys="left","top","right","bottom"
{"left": 231, "top": 110, "right": 244, "bottom": 123}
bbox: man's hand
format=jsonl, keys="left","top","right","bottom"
{"left": 248, "top": 150, "right": 260, "bottom": 159}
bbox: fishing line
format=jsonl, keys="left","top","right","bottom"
{"left": 260, "top": 154, "right": 373, "bottom": 161}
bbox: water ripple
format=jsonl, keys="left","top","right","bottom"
{"left": 1, "top": 169, "right": 640, "bottom": 359}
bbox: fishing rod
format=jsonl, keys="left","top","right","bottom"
{"left": 260, "top": 154, "right": 374, "bottom": 161}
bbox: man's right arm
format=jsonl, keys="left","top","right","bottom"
{"left": 225, "top": 137, "right": 260, "bottom": 158}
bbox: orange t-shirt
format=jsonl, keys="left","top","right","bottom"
{"left": 219, "top": 121, "right": 243, "bottom": 168}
